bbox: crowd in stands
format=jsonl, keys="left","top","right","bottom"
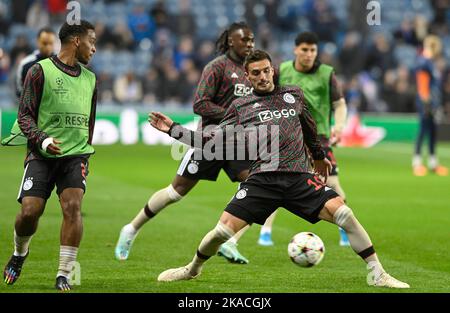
{"left": 1, "top": 0, "right": 450, "bottom": 120}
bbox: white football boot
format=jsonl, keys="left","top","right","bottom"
{"left": 158, "top": 264, "right": 200, "bottom": 282}
{"left": 372, "top": 272, "right": 410, "bottom": 289}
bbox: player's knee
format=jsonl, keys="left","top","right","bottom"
{"left": 332, "top": 204, "right": 354, "bottom": 227}
{"left": 61, "top": 199, "right": 82, "bottom": 220}
{"left": 214, "top": 221, "right": 235, "bottom": 242}
{"left": 166, "top": 184, "right": 183, "bottom": 202}
{"left": 19, "top": 207, "right": 40, "bottom": 222}
{"left": 172, "top": 175, "right": 199, "bottom": 196}
{"left": 20, "top": 200, "right": 44, "bottom": 221}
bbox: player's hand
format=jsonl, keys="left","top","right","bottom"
{"left": 313, "top": 158, "right": 331, "bottom": 183}
{"left": 46, "top": 138, "right": 62, "bottom": 155}
{"left": 148, "top": 112, "right": 174, "bottom": 133}
{"left": 330, "top": 129, "right": 342, "bottom": 146}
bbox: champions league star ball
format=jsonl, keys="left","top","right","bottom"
{"left": 288, "top": 232, "right": 325, "bottom": 267}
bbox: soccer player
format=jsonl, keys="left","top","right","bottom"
{"left": 2, "top": 27, "right": 57, "bottom": 147}
{"left": 150, "top": 50, "right": 409, "bottom": 289}
{"left": 258, "top": 31, "right": 351, "bottom": 247}
{"left": 412, "top": 35, "right": 448, "bottom": 176}
{"left": 115, "top": 22, "right": 255, "bottom": 264}
{"left": 16, "top": 27, "right": 57, "bottom": 97}
{"left": 3, "top": 20, "right": 97, "bottom": 291}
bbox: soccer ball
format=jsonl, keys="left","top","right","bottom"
{"left": 288, "top": 232, "right": 325, "bottom": 267}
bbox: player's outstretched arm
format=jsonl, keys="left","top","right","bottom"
{"left": 149, "top": 104, "right": 239, "bottom": 151}
{"left": 148, "top": 112, "right": 174, "bottom": 133}
{"left": 148, "top": 111, "right": 216, "bottom": 149}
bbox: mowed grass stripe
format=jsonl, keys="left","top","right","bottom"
{"left": 0, "top": 143, "right": 449, "bottom": 292}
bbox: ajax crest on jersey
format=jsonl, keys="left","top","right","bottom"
{"left": 23, "top": 177, "right": 33, "bottom": 191}
{"left": 288, "top": 232, "right": 325, "bottom": 267}
{"left": 235, "top": 188, "right": 247, "bottom": 199}
{"left": 283, "top": 93, "right": 295, "bottom": 104}
{"left": 187, "top": 161, "right": 199, "bottom": 174}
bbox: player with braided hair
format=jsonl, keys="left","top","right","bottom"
{"left": 115, "top": 22, "right": 255, "bottom": 264}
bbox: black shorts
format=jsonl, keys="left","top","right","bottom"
{"left": 225, "top": 172, "right": 339, "bottom": 225}
{"left": 177, "top": 148, "right": 251, "bottom": 182}
{"left": 320, "top": 136, "right": 339, "bottom": 176}
{"left": 17, "top": 157, "right": 89, "bottom": 203}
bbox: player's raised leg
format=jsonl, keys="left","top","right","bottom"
{"left": 115, "top": 175, "right": 191, "bottom": 260}
{"left": 413, "top": 116, "right": 428, "bottom": 176}
{"left": 217, "top": 168, "right": 250, "bottom": 264}
{"left": 158, "top": 212, "right": 248, "bottom": 282}
{"left": 3, "top": 196, "right": 44, "bottom": 285}
{"left": 217, "top": 225, "right": 250, "bottom": 263}
{"left": 427, "top": 119, "right": 448, "bottom": 176}
{"left": 318, "top": 197, "right": 409, "bottom": 289}
{"left": 258, "top": 211, "right": 276, "bottom": 246}
{"left": 326, "top": 175, "right": 350, "bottom": 246}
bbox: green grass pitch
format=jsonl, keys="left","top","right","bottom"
{"left": 1, "top": 142, "right": 449, "bottom": 293}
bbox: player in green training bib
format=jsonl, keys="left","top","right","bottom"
{"left": 3, "top": 20, "right": 97, "bottom": 292}
{"left": 257, "top": 32, "right": 351, "bottom": 247}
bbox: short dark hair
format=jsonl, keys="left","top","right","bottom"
{"left": 244, "top": 49, "right": 272, "bottom": 71}
{"left": 58, "top": 20, "right": 95, "bottom": 44}
{"left": 37, "top": 27, "right": 55, "bottom": 38}
{"left": 295, "top": 31, "right": 319, "bottom": 46}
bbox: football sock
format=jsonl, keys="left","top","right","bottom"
{"left": 333, "top": 205, "right": 375, "bottom": 255}
{"left": 122, "top": 223, "right": 137, "bottom": 235}
{"left": 13, "top": 230, "right": 32, "bottom": 257}
{"left": 428, "top": 155, "right": 438, "bottom": 169}
{"left": 227, "top": 225, "right": 249, "bottom": 244}
{"left": 327, "top": 177, "right": 349, "bottom": 240}
{"left": 364, "top": 252, "right": 385, "bottom": 280}
{"left": 189, "top": 222, "right": 235, "bottom": 275}
{"left": 131, "top": 184, "right": 182, "bottom": 230}
{"left": 260, "top": 226, "right": 272, "bottom": 234}
{"left": 412, "top": 155, "right": 422, "bottom": 167}
{"left": 327, "top": 176, "right": 346, "bottom": 201}
{"left": 57, "top": 245, "right": 78, "bottom": 279}
{"left": 260, "top": 211, "right": 277, "bottom": 234}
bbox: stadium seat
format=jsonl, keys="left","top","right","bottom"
{"left": 394, "top": 44, "right": 418, "bottom": 69}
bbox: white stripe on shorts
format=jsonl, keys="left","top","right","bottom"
{"left": 17, "top": 163, "right": 30, "bottom": 200}
{"left": 177, "top": 148, "right": 195, "bottom": 176}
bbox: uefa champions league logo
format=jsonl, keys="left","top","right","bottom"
{"left": 55, "top": 77, "right": 63, "bottom": 87}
